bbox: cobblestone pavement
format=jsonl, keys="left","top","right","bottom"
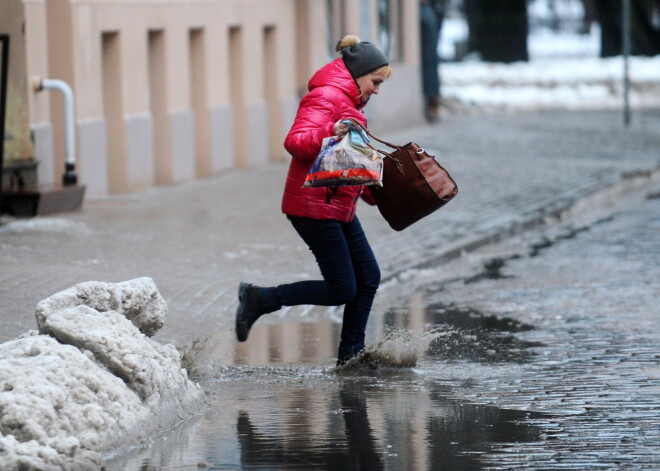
{"left": 102, "top": 170, "right": 660, "bottom": 470}
{"left": 382, "top": 178, "right": 660, "bottom": 470}
{"left": 0, "top": 110, "right": 658, "bottom": 351}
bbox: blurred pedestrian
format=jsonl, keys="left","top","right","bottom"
{"left": 234, "top": 34, "right": 392, "bottom": 366}
{"left": 420, "top": 0, "right": 446, "bottom": 122}
{"left": 579, "top": 0, "right": 597, "bottom": 35}
{"left": 594, "top": 0, "right": 660, "bottom": 57}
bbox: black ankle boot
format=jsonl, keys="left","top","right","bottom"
{"left": 336, "top": 343, "right": 365, "bottom": 366}
{"left": 235, "top": 282, "right": 267, "bottom": 342}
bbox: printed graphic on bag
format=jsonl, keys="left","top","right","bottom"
{"left": 303, "top": 123, "right": 383, "bottom": 188}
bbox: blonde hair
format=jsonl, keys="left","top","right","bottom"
{"left": 373, "top": 65, "right": 393, "bottom": 79}
{"left": 335, "top": 34, "right": 393, "bottom": 79}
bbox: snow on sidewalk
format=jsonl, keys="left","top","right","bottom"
{"left": 0, "top": 278, "right": 203, "bottom": 469}
{"left": 442, "top": 56, "right": 660, "bottom": 111}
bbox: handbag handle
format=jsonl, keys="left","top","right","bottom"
{"left": 346, "top": 119, "right": 401, "bottom": 158}
{"left": 346, "top": 119, "right": 406, "bottom": 173}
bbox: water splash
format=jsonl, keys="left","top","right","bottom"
{"left": 336, "top": 329, "right": 443, "bottom": 371}
{"left": 179, "top": 334, "right": 214, "bottom": 380}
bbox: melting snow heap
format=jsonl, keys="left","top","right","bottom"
{"left": 0, "top": 277, "right": 204, "bottom": 469}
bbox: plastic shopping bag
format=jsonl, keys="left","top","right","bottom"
{"left": 303, "top": 121, "right": 383, "bottom": 188}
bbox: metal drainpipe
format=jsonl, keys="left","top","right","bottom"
{"left": 36, "top": 78, "right": 78, "bottom": 185}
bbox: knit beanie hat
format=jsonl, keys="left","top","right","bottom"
{"left": 339, "top": 38, "right": 389, "bottom": 79}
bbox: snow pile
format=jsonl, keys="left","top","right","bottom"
{"left": 35, "top": 278, "right": 166, "bottom": 338}
{"left": 0, "top": 278, "right": 204, "bottom": 469}
{"left": 442, "top": 56, "right": 660, "bottom": 111}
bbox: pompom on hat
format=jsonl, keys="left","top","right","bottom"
{"left": 337, "top": 35, "right": 389, "bottom": 79}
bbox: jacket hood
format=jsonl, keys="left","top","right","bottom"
{"left": 307, "top": 58, "right": 362, "bottom": 108}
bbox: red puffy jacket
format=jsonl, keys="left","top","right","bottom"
{"left": 281, "top": 58, "right": 376, "bottom": 223}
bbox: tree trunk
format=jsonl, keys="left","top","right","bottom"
{"left": 464, "top": 0, "right": 529, "bottom": 63}
{"left": 595, "top": 0, "right": 660, "bottom": 57}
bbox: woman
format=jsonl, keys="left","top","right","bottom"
{"left": 235, "top": 34, "right": 392, "bottom": 366}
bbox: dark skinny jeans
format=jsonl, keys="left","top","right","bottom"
{"left": 262, "top": 215, "right": 380, "bottom": 358}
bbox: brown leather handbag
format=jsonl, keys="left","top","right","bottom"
{"left": 356, "top": 122, "right": 458, "bottom": 231}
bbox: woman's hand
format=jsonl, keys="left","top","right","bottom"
{"left": 333, "top": 120, "right": 351, "bottom": 138}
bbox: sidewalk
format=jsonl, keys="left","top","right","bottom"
{"left": 0, "top": 109, "right": 658, "bottom": 347}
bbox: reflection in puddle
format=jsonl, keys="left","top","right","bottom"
{"left": 423, "top": 302, "right": 544, "bottom": 363}
{"left": 236, "top": 382, "right": 385, "bottom": 470}
{"left": 106, "top": 289, "right": 548, "bottom": 469}
{"left": 425, "top": 389, "right": 547, "bottom": 470}
{"left": 378, "top": 292, "right": 543, "bottom": 364}
{"left": 107, "top": 376, "right": 548, "bottom": 470}
{"left": 232, "top": 318, "right": 343, "bottom": 367}
{"left": 235, "top": 381, "right": 547, "bottom": 471}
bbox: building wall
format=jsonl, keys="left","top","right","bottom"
{"left": 1, "top": 0, "right": 34, "bottom": 165}
{"left": 18, "top": 0, "right": 422, "bottom": 198}
{"left": 23, "top": 0, "right": 54, "bottom": 185}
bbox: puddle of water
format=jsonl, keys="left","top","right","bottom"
{"left": 106, "top": 374, "right": 548, "bottom": 471}
{"left": 104, "top": 289, "right": 547, "bottom": 470}
{"left": 464, "top": 256, "right": 518, "bottom": 284}
{"left": 422, "top": 301, "right": 544, "bottom": 363}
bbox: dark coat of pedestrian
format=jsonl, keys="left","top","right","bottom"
{"left": 420, "top": 0, "right": 446, "bottom": 122}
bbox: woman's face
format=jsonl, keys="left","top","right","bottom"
{"left": 356, "top": 71, "right": 386, "bottom": 104}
